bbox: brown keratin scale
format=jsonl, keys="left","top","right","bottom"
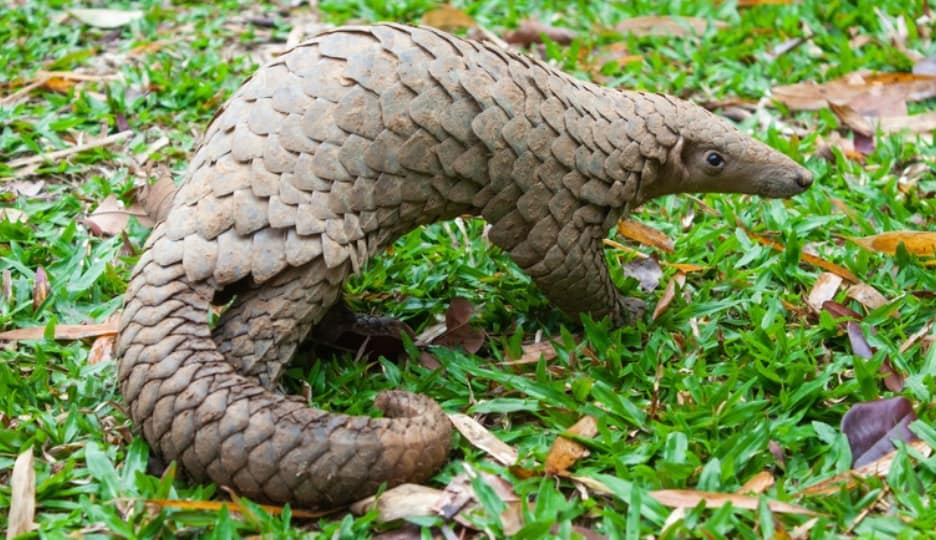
{"left": 117, "top": 23, "right": 812, "bottom": 508}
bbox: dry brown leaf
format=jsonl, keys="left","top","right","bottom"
{"left": 86, "top": 194, "right": 152, "bottom": 236}
{"left": 621, "top": 257, "right": 663, "bottom": 292}
{"left": 842, "top": 397, "right": 916, "bottom": 467}
{"left": 68, "top": 8, "right": 143, "bottom": 28}
{"left": 652, "top": 272, "right": 686, "bottom": 321}
{"left": 877, "top": 111, "right": 936, "bottom": 134}
{"left": 350, "top": 484, "right": 444, "bottom": 521}
{"left": 1, "top": 269, "right": 11, "bottom": 302}
{"left": 43, "top": 77, "right": 77, "bottom": 94}
{"left": 616, "top": 218, "right": 674, "bottom": 252}
{"left": 421, "top": 5, "right": 476, "bottom": 31}
{"left": 849, "top": 231, "right": 936, "bottom": 258}
{"left": 7, "top": 449, "right": 36, "bottom": 539}
{"left": 87, "top": 334, "right": 116, "bottom": 365}
{"left": 502, "top": 340, "right": 558, "bottom": 365}
{"left": 736, "top": 471, "right": 775, "bottom": 495}
{"left": 147, "top": 499, "right": 324, "bottom": 519}
{"left": 32, "top": 267, "right": 49, "bottom": 310}
{"left": 0, "top": 207, "right": 28, "bottom": 224}
{"left": 616, "top": 16, "right": 726, "bottom": 37}
{"left": 650, "top": 489, "right": 817, "bottom": 515}
{"left": 899, "top": 320, "right": 934, "bottom": 354}
{"left": 448, "top": 413, "right": 519, "bottom": 466}
{"left": 806, "top": 272, "right": 843, "bottom": 314}
{"left": 828, "top": 102, "right": 873, "bottom": 137}
{"left": 746, "top": 231, "right": 859, "bottom": 282}
{"left": 0, "top": 320, "right": 118, "bottom": 342}
{"left": 798, "top": 439, "right": 932, "bottom": 496}
{"left": 431, "top": 297, "right": 485, "bottom": 353}
{"left": 846, "top": 283, "right": 889, "bottom": 311}
{"left": 772, "top": 71, "right": 936, "bottom": 112}
{"left": 545, "top": 415, "right": 598, "bottom": 475}
{"left": 503, "top": 19, "right": 576, "bottom": 47}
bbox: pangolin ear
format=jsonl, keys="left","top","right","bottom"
{"left": 669, "top": 135, "right": 688, "bottom": 179}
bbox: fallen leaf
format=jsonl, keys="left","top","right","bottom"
{"left": 806, "top": 272, "right": 843, "bottom": 314}
{"left": 86, "top": 194, "right": 151, "bottom": 236}
{"left": 899, "top": 320, "right": 934, "bottom": 354}
{"left": 841, "top": 397, "right": 918, "bottom": 468}
{"left": 503, "top": 19, "right": 576, "bottom": 47}
{"left": 68, "top": 8, "right": 144, "bottom": 28}
{"left": 502, "top": 340, "right": 558, "bottom": 365}
{"left": 621, "top": 257, "right": 663, "bottom": 292}
{"left": 7, "top": 449, "right": 36, "bottom": 539}
{"left": 772, "top": 71, "right": 936, "bottom": 112}
{"left": 799, "top": 439, "right": 931, "bottom": 496}
{"left": 769, "top": 440, "right": 786, "bottom": 468}
{"left": 431, "top": 298, "right": 485, "bottom": 353}
{"left": 0, "top": 207, "right": 28, "bottom": 224}
{"left": 0, "top": 320, "right": 118, "bottom": 342}
{"left": 736, "top": 471, "right": 774, "bottom": 495}
{"left": 87, "top": 334, "right": 116, "bottom": 365}
{"left": 846, "top": 283, "right": 889, "bottom": 311}
{"left": 877, "top": 111, "right": 936, "bottom": 134}
{"left": 616, "top": 218, "right": 674, "bottom": 252}
{"left": 615, "top": 16, "right": 727, "bottom": 37}
{"left": 32, "top": 267, "right": 49, "bottom": 310}
{"left": 147, "top": 499, "right": 324, "bottom": 519}
{"left": 652, "top": 272, "right": 686, "bottom": 321}
{"left": 42, "top": 77, "right": 76, "bottom": 94}
{"left": 650, "top": 489, "right": 817, "bottom": 515}
{"left": 849, "top": 231, "right": 936, "bottom": 258}
{"left": 914, "top": 55, "right": 936, "bottom": 76}
{"left": 1, "top": 269, "right": 11, "bottom": 302}
{"left": 829, "top": 102, "right": 873, "bottom": 137}
{"left": 448, "top": 413, "right": 518, "bottom": 466}
{"left": 545, "top": 415, "right": 598, "bottom": 475}
{"left": 822, "top": 300, "right": 862, "bottom": 321}
{"left": 746, "top": 230, "right": 859, "bottom": 282}
{"left": 350, "top": 484, "right": 444, "bottom": 521}
{"left": 421, "top": 5, "right": 476, "bottom": 31}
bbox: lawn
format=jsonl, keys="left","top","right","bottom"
{"left": 1, "top": 0, "right": 935, "bottom": 538}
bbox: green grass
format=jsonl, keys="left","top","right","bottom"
{"left": 1, "top": 0, "right": 935, "bottom": 538}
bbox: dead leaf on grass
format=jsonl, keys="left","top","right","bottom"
{"left": 0, "top": 207, "right": 28, "bottom": 224}
{"left": 615, "top": 16, "right": 726, "bottom": 37}
{"left": 2, "top": 269, "right": 11, "bottom": 302}
{"left": 772, "top": 71, "right": 936, "bottom": 112}
{"left": 32, "top": 267, "right": 49, "bottom": 310}
{"left": 502, "top": 340, "right": 558, "bottom": 365}
{"left": 545, "top": 415, "right": 598, "bottom": 475}
{"left": 448, "top": 413, "right": 519, "bottom": 466}
{"left": 846, "top": 283, "right": 889, "bottom": 311}
{"left": 87, "top": 334, "right": 116, "bottom": 365}
{"left": 86, "top": 194, "right": 152, "bottom": 236}
{"left": 849, "top": 231, "right": 936, "bottom": 258}
{"left": 503, "top": 19, "right": 576, "bottom": 47}
{"left": 745, "top": 230, "right": 859, "bottom": 282}
{"left": 846, "top": 321, "right": 904, "bottom": 391}
{"left": 68, "top": 8, "right": 144, "bottom": 28}
{"left": 799, "top": 438, "right": 931, "bottom": 496}
{"left": 736, "top": 471, "right": 775, "bottom": 495}
{"left": 650, "top": 489, "right": 817, "bottom": 515}
{"left": 621, "top": 257, "right": 663, "bottom": 292}
{"left": 0, "top": 320, "right": 118, "bottom": 342}
{"left": 806, "top": 272, "right": 843, "bottom": 314}
{"left": 616, "top": 218, "right": 674, "bottom": 252}
{"left": 421, "top": 5, "right": 476, "bottom": 31}
{"left": 350, "top": 484, "right": 444, "bottom": 521}
{"left": 147, "top": 498, "right": 323, "bottom": 519}
{"left": 430, "top": 297, "right": 484, "bottom": 353}
{"left": 7, "top": 449, "right": 36, "bottom": 539}
{"left": 652, "top": 272, "right": 686, "bottom": 321}
{"left": 841, "top": 397, "right": 918, "bottom": 468}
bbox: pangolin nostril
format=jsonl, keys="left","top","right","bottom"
{"left": 796, "top": 170, "right": 814, "bottom": 188}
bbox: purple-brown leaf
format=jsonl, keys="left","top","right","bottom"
{"left": 621, "top": 257, "right": 663, "bottom": 292}
{"left": 841, "top": 397, "right": 918, "bottom": 468}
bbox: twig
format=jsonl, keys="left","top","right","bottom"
{"left": 0, "top": 77, "right": 49, "bottom": 105}
{"left": 7, "top": 131, "right": 132, "bottom": 169}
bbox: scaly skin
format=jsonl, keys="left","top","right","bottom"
{"left": 117, "top": 23, "right": 812, "bottom": 508}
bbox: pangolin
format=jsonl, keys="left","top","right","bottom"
{"left": 116, "top": 23, "right": 812, "bottom": 508}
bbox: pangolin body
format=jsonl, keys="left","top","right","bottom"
{"left": 117, "top": 23, "right": 812, "bottom": 508}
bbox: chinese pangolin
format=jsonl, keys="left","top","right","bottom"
{"left": 117, "top": 23, "right": 812, "bottom": 508}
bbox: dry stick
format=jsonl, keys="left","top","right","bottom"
{"left": 0, "top": 77, "right": 50, "bottom": 105}
{"left": 7, "top": 131, "right": 132, "bottom": 170}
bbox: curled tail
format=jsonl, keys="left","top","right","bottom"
{"left": 117, "top": 224, "right": 452, "bottom": 508}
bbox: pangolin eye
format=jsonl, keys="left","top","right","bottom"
{"left": 705, "top": 151, "right": 725, "bottom": 168}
